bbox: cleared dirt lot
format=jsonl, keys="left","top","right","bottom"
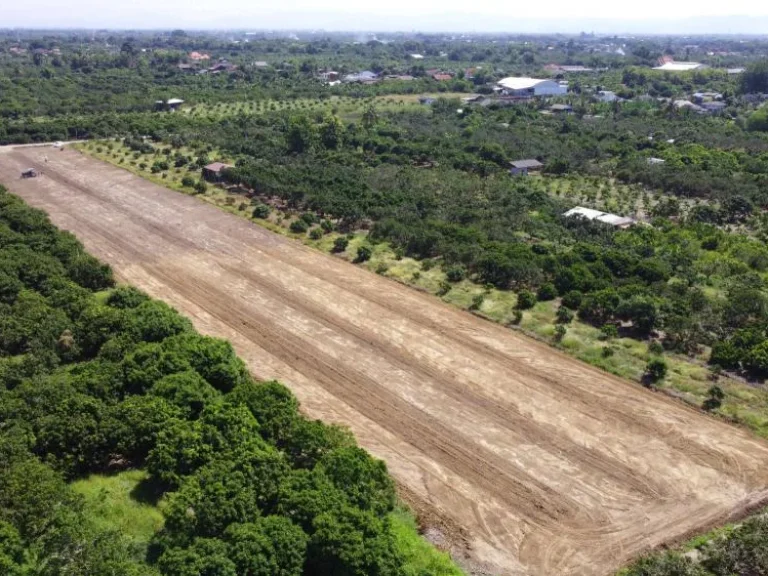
{"left": 3, "top": 146, "right": 768, "bottom": 575}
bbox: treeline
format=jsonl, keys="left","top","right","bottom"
{"left": 621, "top": 515, "right": 768, "bottom": 576}
{"left": 0, "top": 186, "right": 424, "bottom": 575}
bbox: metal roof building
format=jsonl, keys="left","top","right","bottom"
{"left": 496, "top": 77, "right": 567, "bottom": 97}
{"left": 652, "top": 62, "right": 706, "bottom": 72}
{"left": 564, "top": 206, "right": 635, "bottom": 229}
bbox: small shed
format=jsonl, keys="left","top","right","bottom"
{"left": 549, "top": 104, "right": 573, "bottom": 114}
{"left": 510, "top": 159, "right": 544, "bottom": 175}
{"left": 202, "top": 162, "right": 233, "bottom": 182}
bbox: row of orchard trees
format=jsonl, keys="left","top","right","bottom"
{"left": 0, "top": 186, "right": 411, "bottom": 576}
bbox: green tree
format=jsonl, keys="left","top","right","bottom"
{"left": 516, "top": 289, "right": 536, "bottom": 310}
{"left": 287, "top": 116, "right": 316, "bottom": 154}
{"left": 318, "top": 447, "right": 395, "bottom": 516}
{"left": 308, "top": 506, "right": 404, "bottom": 576}
{"left": 225, "top": 517, "right": 308, "bottom": 576}
{"left": 320, "top": 116, "right": 344, "bottom": 150}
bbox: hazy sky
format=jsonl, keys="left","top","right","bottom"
{"left": 5, "top": 0, "right": 768, "bottom": 32}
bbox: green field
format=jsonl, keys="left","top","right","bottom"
{"left": 71, "top": 470, "right": 165, "bottom": 550}
{"left": 178, "top": 93, "right": 470, "bottom": 122}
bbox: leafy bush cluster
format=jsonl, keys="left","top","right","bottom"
{"left": 0, "top": 187, "right": 413, "bottom": 576}
{"left": 623, "top": 515, "right": 768, "bottom": 576}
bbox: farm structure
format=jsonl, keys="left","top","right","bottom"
{"left": 202, "top": 161, "right": 233, "bottom": 182}
{"left": 510, "top": 159, "right": 544, "bottom": 175}
{"left": 496, "top": 77, "right": 568, "bottom": 97}
{"left": 2, "top": 146, "right": 768, "bottom": 576}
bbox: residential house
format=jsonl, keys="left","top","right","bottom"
{"left": 563, "top": 206, "right": 635, "bottom": 229}
{"left": 509, "top": 159, "right": 544, "bottom": 175}
{"left": 692, "top": 92, "right": 723, "bottom": 103}
{"left": 253, "top": 61, "right": 269, "bottom": 68}
{"left": 432, "top": 73, "right": 453, "bottom": 81}
{"left": 595, "top": 90, "right": 619, "bottom": 102}
{"left": 410, "top": 53, "right": 424, "bottom": 59}
{"left": 209, "top": 61, "right": 237, "bottom": 73}
{"left": 700, "top": 101, "right": 727, "bottom": 114}
{"left": 189, "top": 51, "right": 211, "bottom": 61}
{"left": 496, "top": 77, "right": 567, "bottom": 97}
{"left": 319, "top": 71, "right": 339, "bottom": 81}
{"left": 343, "top": 70, "right": 378, "bottom": 83}
{"left": 673, "top": 99, "right": 705, "bottom": 113}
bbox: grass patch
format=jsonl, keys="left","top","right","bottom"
{"left": 71, "top": 470, "right": 165, "bottom": 549}
{"left": 390, "top": 507, "right": 465, "bottom": 576}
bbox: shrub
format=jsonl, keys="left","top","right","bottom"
{"left": 510, "top": 310, "right": 523, "bottom": 325}
{"left": 445, "top": 265, "right": 467, "bottom": 283}
{"left": 536, "top": 283, "right": 557, "bottom": 301}
{"left": 561, "top": 290, "right": 583, "bottom": 309}
{"left": 602, "top": 346, "right": 615, "bottom": 358}
{"left": 181, "top": 175, "right": 195, "bottom": 187}
{"left": 354, "top": 245, "right": 372, "bottom": 263}
{"left": 702, "top": 385, "right": 725, "bottom": 411}
{"left": 290, "top": 219, "right": 309, "bottom": 234}
{"left": 709, "top": 341, "right": 742, "bottom": 369}
{"left": 556, "top": 306, "right": 574, "bottom": 324}
{"left": 252, "top": 203, "right": 271, "bottom": 219}
{"left": 469, "top": 293, "right": 484, "bottom": 311}
{"left": 320, "top": 220, "right": 334, "bottom": 233}
{"left": 553, "top": 324, "right": 567, "bottom": 342}
{"left": 516, "top": 289, "right": 536, "bottom": 310}
{"left": 599, "top": 324, "right": 618, "bottom": 340}
{"left": 744, "top": 341, "right": 768, "bottom": 377}
{"left": 645, "top": 358, "right": 668, "bottom": 383}
{"left": 300, "top": 212, "right": 316, "bottom": 225}
{"left": 648, "top": 340, "right": 664, "bottom": 355}
{"left": 194, "top": 180, "right": 207, "bottom": 194}
{"left": 309, "top": 228, "right": 323, "bottom": 240}
{"left": 332, "top": 237, "right": 349, "bottom": 253}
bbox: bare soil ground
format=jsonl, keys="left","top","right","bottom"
{"left": 3, "top": 146, "right": 768, "bottom": 576}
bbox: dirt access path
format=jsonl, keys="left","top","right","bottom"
{"left": 3, "top": 147, "right": 768, "bottom": 576}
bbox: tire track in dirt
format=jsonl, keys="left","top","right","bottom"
{"left": 220, "top": 260, "right": 670, "bottom": 505}
{"left": 28, "top": 151, "right": 743, "bottom": 488}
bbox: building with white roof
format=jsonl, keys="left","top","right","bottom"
{"left": 564, "top": 206, "right": 635, "bottom": 229}
{"left": 496, "top": 77, "right": 567, "bottom": 97}
{"left": 652, "top": 62, "right": 706, "bottom": 72}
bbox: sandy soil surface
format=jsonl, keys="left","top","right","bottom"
{"left": 3, "top": 147, "right": 768, "bottom": 576}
